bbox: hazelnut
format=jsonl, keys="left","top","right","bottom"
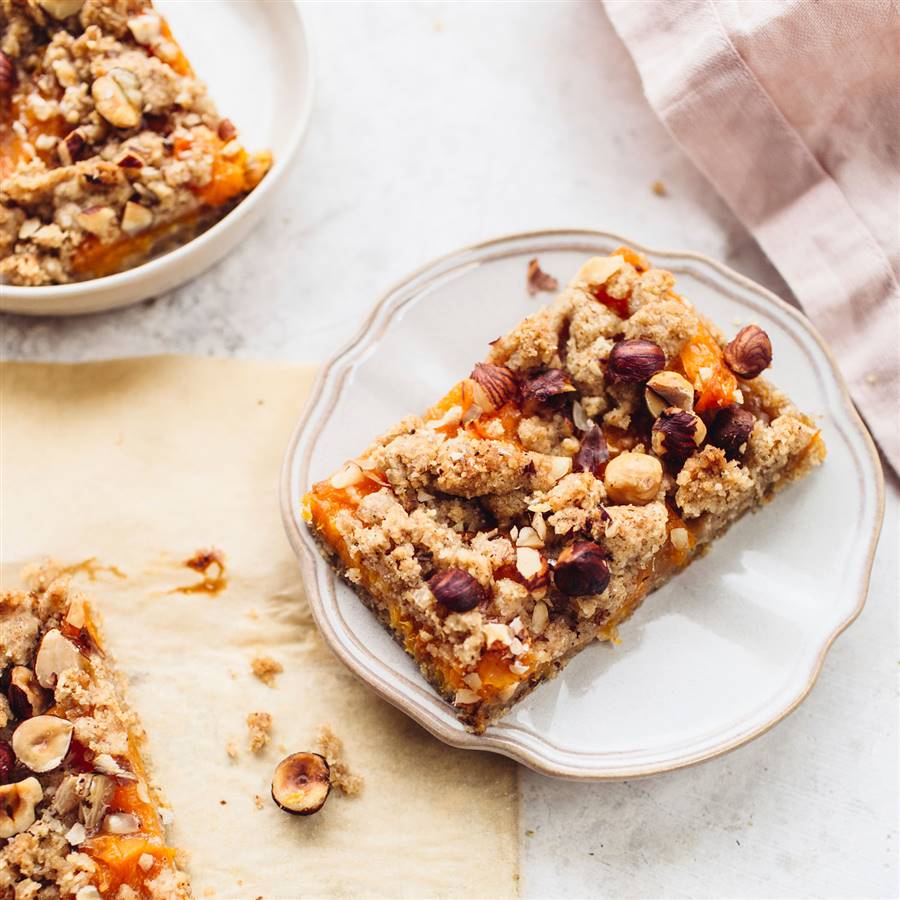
{"left": 520, "top": 369, "right": 576, "bottom": 415}
{"left": 515, "top": 546, "right": 548, "bottom": 590}
{"left": 0, "top": 51, "right": 16, "bottom": 96}
{"left": 12, "top": 715, "right": 74, "bottom": 773}
{"left": 271, "top": 752, "right": 331, "bottom": 815}
{"left": 127, "top": 12, "right": 162, "bottom": 45}
{"left": 604, "top": 451, "right": 662, "bottom": 504}
{"left": 121, "top": 201, "right": 153, "bottom": 236}
{"left": 0, "top": 741, "right": 14, "bottom": 785}
{"left": 76, "top": 205, "right": 117, "bottom": 238}
{"left": 80, "top": 774, "right": 114, "bottom": 830}
{"left": 526, "top": 258, "right": 559, "bottom": 295}
{"left": 606, "top": 339, "right": 666, "bottom": 384}
{"left": 709, "top": 404, "right": 756, "bottom": 460}
{"left": 470, "top": 362, "right": 517, "bottom": 410}
{"left": 35, "top": 629, "right": 84, "bottom": 689}
{"left": 217, "top": 118, "right": 238, "bottom": 141}
{"left": 651, "top": 408, "right": 707, "bottom": 467}
{"left": 574, "top": 255, "right": 625, "bottom": 290}
{"left": 428, "top": 568, "right": 485, "bottom": 613}
{"left": 553, "top": 541, "right": 610, "bottom": 597}
{"left": 103, "top": 811, "right": 140, "bottom": 834}
{"left": 723, "top": 325, "right": 772, "bottom": 379}
{"left": 116, "top": 151, "right": 143, "bottom": 169}
{"left": 0, "top": 777, "right": 43, "bottom": 839}
{"left": 92, "top": 68, "right": 143, "bottom": 129}
{"left": 572, "top": 425, "right": 609, "bottom": 476}
{"left": 645, "top": 370, "right": 695, "bottom": 418}
{"left": 8, "top": 667, "right": 49, "bottom": 720}
{"left": 37, "top": 0, "right": 84, "bottom": 18}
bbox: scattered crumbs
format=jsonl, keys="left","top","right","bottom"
{"left": 251, "top": 655, "right": 283, "bottom": 687}
{"left": 525, "top": 829, "right": 535, "bottom": 837}
{"left": 526, "top": 258, "right": 559, "bottom": 296}
{"left": 736, "top": 839, "right": 741, "bottom": 846}
{"left": 650, "top": 179, "right": 668, "bottom": 196}
{"left": 865, "top": 372, "right": 878, "bottom": 384}
{"left": 226, "top": 740, "right": 239, "bottom": 760}
{"left": 247, "top": 608, "right": 259, "bottom": 620}
{"left": 316, "top": 724, "right": 363, "bottom": 797}
{"left": 203, "top": 890, "right": 214, "bottom": 897}
{"left": 257, "top": 399, "right": 265, "bottom": 406}
{"left": 588, "top": 851, "right": 594, "bottom": 856}
{"left": 237, "top": 881, "right": 244, "bottom": 887}
{"left": 253, "top": 794, "right": 264, "bottom": 810}
{"left": 171, "top": 547, "right": 228, "bottom": 596}
{"left": 247, "top": 711, "right": 273, "bottom": 753}
{"left": 219, "top": 800, "right": 227, "bottom": 806}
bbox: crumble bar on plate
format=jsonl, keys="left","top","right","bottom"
{"left": 1, "top": 564, "right": 190, "bottom": 897}
{"left": 0, "top": 0, "right": 271, "bottom": 285}
{"left": 303, "top": 249, "right": 825, "bottom": 733}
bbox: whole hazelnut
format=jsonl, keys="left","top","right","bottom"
{"left": 553, "top": 541, "right": 610, "bottom": 597}
{"left": 271, "top": 752, "right": 331, "bottom": 816}
{"left": 606, "top": 340, "right": 666, "bottom": 384}
{"left": 470, "top": 362, "right": 518, "bottom": 410}
{"left": 520, "top": 369, "right": 576, "bottom": 416}
{"left": 709, "top": 404, "right": 756, "bottom": 460}
{"left": 428, "top": 569, "right": 485, "bottom": 613}
{"left": 651, "top": 408, "right": 707, "bottom": 467}
{"left": 644, "top": 370, "right": 694, "bottom": 418}
{"left": 604, "top": 451, "right": 662, "bottom": 505}
{"left": 723, "top": 325, "right": 772, "bottom": 379}
{"left": 572, "top": 425, "right": 609, "bottom": 476}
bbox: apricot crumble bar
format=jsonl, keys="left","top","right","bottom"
{"left": 0, "top": 0, "right": 271, "bottom": 286}
{"left": 303, "top": 249, "right": 825, "bottom": 732}
{"left": 1, "top": 564, "right": 190, "bottom": 897}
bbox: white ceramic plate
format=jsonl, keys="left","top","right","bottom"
{"left": 0, "top": 0, "right": 312, "bottom": 316}
{"left": 281, "top": 230, "right": 884, "bottom": 780}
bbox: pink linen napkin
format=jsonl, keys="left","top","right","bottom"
{"left": 604, "top": 0, "right": 900, "bottom": 471}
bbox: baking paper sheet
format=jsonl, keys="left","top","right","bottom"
{"left": 0, "top": 357, "right": 518, "bottom": 899}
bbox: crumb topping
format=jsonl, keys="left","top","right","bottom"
{"left": 250, "top": 655, "right": 282, "bottom": 688}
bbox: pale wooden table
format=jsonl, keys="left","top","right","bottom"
{"left": 2, "top": 4, "right": 896, "bottom": 897}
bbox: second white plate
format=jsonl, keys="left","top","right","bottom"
{"left": 281, "top": 230, "right": 883, "bottom": 779}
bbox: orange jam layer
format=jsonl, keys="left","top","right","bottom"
{"left": 678, "top": 319, "right": 738, "bottom": 413}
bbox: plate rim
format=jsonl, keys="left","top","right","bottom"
{"left": 279, "top": 228, "right": 885, "bottom": 780}
{"left": 0, "top": 0, "right": 313, "bottom": 317}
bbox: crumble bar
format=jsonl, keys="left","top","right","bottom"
{"left": 303, "top": 249, "right": 825, "bottom": 732}
{"left": 0, "top": 563, "right": 190, "bottom": 897}
{"left": 0, "top": 0, "right": 271, "bottom": 286}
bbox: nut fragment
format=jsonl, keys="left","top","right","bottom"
{"left": 515, "top": 546, "right": 548, "bottom": 589}
{"left": 271, "top": 752, "right": 331, "bottom": 816}
{"left": 76, "top": 205, "right": 117, "bottom": 238}
{"left": 603, "top": 451, "right": 662, "bottom": 504}
{"left": 651, "top": 408, "right": 707, "bottom": 467}
{"left": 0, "top": 777, "right": 43, "bottom": 839}
{"left": 520, "top": 369, "right": 576, "bottom": 415}
{"left": 531, "top": 600, "right": 549, "bottom": 634}
{"left": 0, "top": 51, "right": 16, "bottom": 96}
{"left": 526, "top": 258, "right": 559, "bottom": 295}
{"left": 58, "top": 129, "right": 87, "bottom": 166}
{"left": 80, "top": 773, "right": 114, "bottom": 830}
{"left": 470, "top": 363, "right": 517, "bottom": 410}
{"left": 37, "top": 0, "right": 84, "bottom": 18}
{"left": 645, "top": 370, "right": 695, "bottom": 418}
{"left": 572, "top": 425, "right": 609, "bottom": 476}
{"left": 428, "top": 568, "right": 485, "bottom": 613}
{"left": 92, "top": 68, "right": 143, "bottom": 129}
{"left": 574, "top": 255, "right": 625, "bottom": 289}
{"left": 12, "top": 715, "right": 74, "bottom": 773}
{"left": 103, "top": 811, "right": 140, "bottom": 834}
{"left": 120, "top": 200, "right": 153, "bottom": 236}
{"left": 127, "top": 12, "right": 162, "bottom": 45}
{"left": 35, "top": 628, "right": 84, "bottom": 688}
{"left": 606, "top": 339, "right": 666, "bottom": 384}
{"left": 723, "top": 325, "right": 772, "bottom": 379}
{"left": 0, "top": 741, "right": 14, "bottom": 785}
{"left": 8, "top": 667, "right": 49, "bottom": 720}
{"left": 329, "top": 461, "right": 364, "bottom": 489}
{"left": 218, "top": 118, "right": 237, "bottom": 141}
{"left": 708, "top": 404, "right": 756, "bottom": 460}
{"left": 553, "top": 541, "right": 610, "bottom": 597}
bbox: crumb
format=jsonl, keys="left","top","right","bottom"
{"left": 650, "top": 179, "right": 667, "bottom": 196}
{"left": 219, "top": 800, "right": 227, "bottom": 806}
{"left": 247, "top": 711, "right": 273, "bottom": 753}
{"left": 185, "top": 547, "right": 225, "bottom": 573}
{"left": 526, "top": 258, "right": 559, "bottom": 296}
{"left": 865, "top": 373, "right": 878, "bottom": 384}
{"left": 251, "top": 655, "right": 283, "bottom": 687}
{"left": 525, "top": 829, "right": 535, "bottom": 836}
{"left": 203, "top": 890, "right": 215, "bottom": 897}
{"left": 316, "top": 725, "right": 363, "bottom": 797}
{"left": 226, "top": 740, "right": 239, "bottom": 760}
{"left": 247, "top": 608, "right": 259, "bottom": 620}
{"left": 254, "top": 795, "right": 264, "bottom": 810}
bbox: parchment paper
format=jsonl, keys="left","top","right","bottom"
{"left": 0, "top": 357, "right": 518, "bottom": 899}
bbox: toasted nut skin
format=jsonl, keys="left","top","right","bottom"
{"left": 604, "top": 451, "right": 663, "bottom": 504}
{"left": 723, "top": 325, "right": 772, "bottom": 379}
{"left": 0, "top": 741, "right": 14, "bottom": 785}
{"left": 607, "top": 339, "right": 666, "bottom": 384}
{"left": 8, "top": 667, "right": 49, "bottom": 720}
{"left": 645, "top": 370, "right": 694, "bottom": 418}
{"left": 470, "top": 363, "right": 517, "bottom": 410}
{"left": 521, "top": 369, "right": 576, "bottom": 415}
{"left": 217, "top": 118, "right": 237, "bottom": 141}
{"left": 526, "top": 258, "right": 559, "bottom": 295}
{"left": 709, "top": 404, "right": 756, "bottom": 460}
{"left": 58, "top": 129, "right": 87, "bottom": 166}
{"left": 0, "top": 777, "right": 43, "bottom": 839}
{"left": 651, "top": 408, "right": 707, "bottom": 467}
{"left": 0, "top": 51, "right": 16, "bottom": 95}
{"left": 272, "top": 752, "right": 331, "bottom": 816}
{"left": 553, "top": 541, "right": 610, "bottom": 597}
{"left": 13, "top": 715, "right": 74, "bottom": 773}
{"left": 572, "top": 425, "right": 609, "bottom": 476}
{"left": 428, "top": 568, "right": 485, "bottom": 613}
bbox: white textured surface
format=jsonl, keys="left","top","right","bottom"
{"left": 1, "top": 3, "right": 896, "bottom": 898}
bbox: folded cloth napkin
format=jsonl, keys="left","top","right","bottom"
{"left": 604, "top": 0, "right": 900, "bottom": 471}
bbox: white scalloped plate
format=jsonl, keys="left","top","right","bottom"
{"left": 0, "top": 0, "right": 311, "bottom": 316}
{"left": 281, "top": 230, "right": 884, "bottom": 780}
